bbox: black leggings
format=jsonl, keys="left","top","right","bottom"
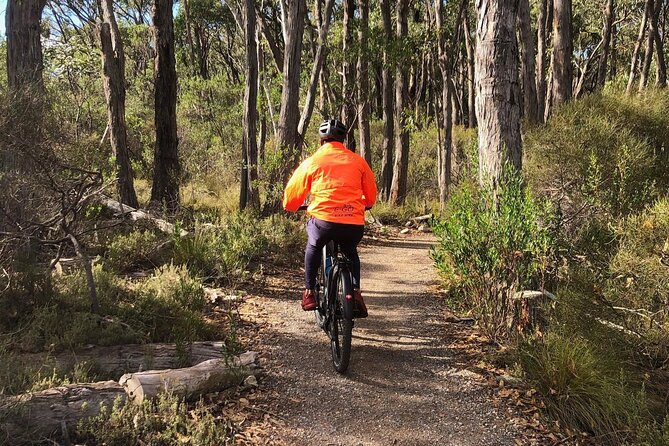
{"left": 304, "top": 218, "right": 364, "bottom": 290}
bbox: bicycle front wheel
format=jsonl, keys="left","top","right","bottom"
{"left": 330, "top": 268, "right": 354, "bottom": 373}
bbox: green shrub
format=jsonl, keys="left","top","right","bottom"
{"left": 259, "top": 214, "right": 306, "bottom": 263}
{"left": 371, "top": 201, "right": 432, "bottom": 225}
{"left": 123, "top": 264, "right": 215, "bottom": 343}
{"left": 525, "top": 89, "right": 668, "bottom": 220}
{"left": 75, "top": 394, "right": 232, "bottom": 446}
{"left": 54, "top": 263, "right": 130, "bottom": 314}
{"left": 174, "top": 212, "right": 305, "bottom": 278}
{"left": 432, "top": 168, "right": 554, "bottom": 340}
{"left": 609, "top": 198, "right": 669, "bottom": 318}
{"left": 105, "top": 230, "right": 167, "bottom": 272}
{"left": 638, "top": 418, "right": 669, "bottom": 446}
{"left": 15, "top": 266, "right": 140, "bottom": 351}
{"left": 519, "top": 332, "right": 640, "bottom": 441}
{"left": 18, "top": 306, "right": 141, "bottom": 352}
{"left": 0, "top": 343, "right": 105, "bottom": 396}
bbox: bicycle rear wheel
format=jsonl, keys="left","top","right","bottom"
{"left": 314, "top": 262, "right": 326, "bottom": 329}
{"left": 330, "top": 267, "right": 354, "bottom": 373}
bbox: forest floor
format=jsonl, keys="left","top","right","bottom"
{"left": 225, "top": 229, "right": 576, "bottom": 446}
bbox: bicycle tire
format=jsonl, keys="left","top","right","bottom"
{"left": 314, "top": 244, "right": 331, "bottom": 329}
{"left": 330, "top": 267, "right": 354, "bottom": 373}
{"left": 314, "top": 262, "right": 326, "bottom": 329}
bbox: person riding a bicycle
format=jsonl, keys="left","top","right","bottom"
{"left": 283, "top": 119, "right": 377, "bottom": 318}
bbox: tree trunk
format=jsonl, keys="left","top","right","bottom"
{"left": 4, "top": 0, "right": 46, "bottom": 177}
{"left": 298, "top": 0, "right": 335, "bottom": 140}
{"left": 6, "top": 0, "right": 47, "bottom": 92}
{"left": 536, "top": 0, "right": 550, "bottom": 121}
{"left": 610, "top": 19, "right": 618, "bottom": 79}
{"left": 357, "top": 0, "right": 372, "bottom": 166}
{"left": 463, "top": 11, "right": 476, "bottom": 128}
{"left": 652, "top": 0, "right": 667, "bottom": 87}
{"left": 475, "top": 0, "right": 522, "bottom": 189}
{"left": 241, "top": 0, "right": 260, "bottom": 211}
{"left": 627, "top": 0, "right": 651, "bottom": 93}
{"left": 518, "top": 0, "right": 539, "bottom": 123}
{"left": 551, "top": 0, "right": 573, "bottom": 108}
{"left": 256, "top": 11, "right": 284, "bottom": 74}
{"left": 183, "top": 0, "right": 197, "bottom": 72}
{"left": 596, "top": 0, "right": 615, "bottom": 88}
{"left": 120, "top": 351, "right": 260, "bottom": 403}
{"left": 380, "top": 0, "right": 395, "bottom": 201}
{"left": 277, "top": 0, "right": 306, "bottom": 155}
{"left": 100, "top": 0, "right": 139, "bottom": 208}
{"left": 435, "top": 0, "right": 453, "bottom": 208}
{"left": 341, "top": 0, "right": 357, "bottom": 150}
{"left": 389, "top": 0, "right": 410, "bottom": 206}
{"left": 150, "top": 0, "right": 180, "bottom": 213}
{"left": 640, "top": 0, "right": 656, "bottom": 90}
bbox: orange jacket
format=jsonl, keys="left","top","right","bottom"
{"left": 283, "top": 142, "right": 377, "bottom": 225}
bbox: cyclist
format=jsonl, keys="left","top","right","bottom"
{"left": 283, "top": 119, "right": 377, "bottom": 318}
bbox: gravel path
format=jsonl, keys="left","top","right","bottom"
{"left": 243, "top": 233, "right": 521, "bottom": 445}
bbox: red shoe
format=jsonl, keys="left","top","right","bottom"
{"left": 353, "top": 289, "right": 368, "bottom": 318}
{"left": 302, "top": 289, "right": 317, "bottom": 311}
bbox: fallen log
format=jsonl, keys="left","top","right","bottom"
{"left": 22, "top": 341, "right": 232, "bottom": 377}
{"left": 0, "top": 351, "right": 260, "bottom": 444}
{"left": 411, "top": 213, "right": 433, "bottom": 222}
{"left": 120, "top": 351, "right": 260, "bottom": 404}
{"left": 0, "top": 381, "right": 125, "bottom": 444}
{"left": 98, "top": 195, "right": 188, "bottom": 236}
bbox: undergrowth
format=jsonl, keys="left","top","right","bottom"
{"left": 75, "top": 394, "right": 232, "bottom": 446}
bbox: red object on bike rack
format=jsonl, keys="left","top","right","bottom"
{"left": 346, "top": 294, "right": 353, "bottom": 301}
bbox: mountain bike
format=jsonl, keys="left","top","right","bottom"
{"left": 299, "top": 206, "right": 355, "bottom": 373}
{"left": 314, "top": 240, "right": 355, "bottom": 373}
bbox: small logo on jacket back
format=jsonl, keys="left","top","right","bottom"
{"left": 334, "top": 203, "right": 355, "bottom": 217}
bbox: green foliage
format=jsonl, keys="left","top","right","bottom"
{"left": 174, "top": 212, "right": 303, "bottom": 281}
{"left": 123, "top": 264, "right": 215, "bottom": 342}
{"left": 105, "top": 230, "right": 167, "bottom": 272}
{"left": 15, "top": 266, "right": 139, "bottom": 352}
{"left": 638, "top": 418, "right": 669, "bottom": 446}
{"left": 371, "top": 201, "right": 432, "bottom": 225}
{"left": 609, "top": 198, "right": 669, "bottom": 315}
{"left": 178, "top": 76, "right": 244, "bottom": 184}
{"left": 525, "top": 89, "right": 669, "bottom": 219}
{"left": 432, "top": 168, "right": 554, "bottom": 339}
{"left": 519, "top": 332, "right": 640, "bottom": 441}
{"left": 75, "top": 394, "right": 232, "bottom": 446}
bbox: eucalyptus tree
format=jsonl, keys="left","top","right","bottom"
{"left": 389, "top": 0, "right": 410, "bottom": 205}
{"left": 518, "top": 0, "right": 538, "bottom": 122}
{"left": 475, "top": 0, "right": 522, "bottom": 189}
{"left": 100, "top": 0, "right": 139, "bottom": 207}
{"left": 151, "top": 0, "right": 181, "bottom": 213}
{"left": 6, "top": 0, "right": 47, "bottom": 92}
{"left": 551, "top": 0, "right": 573, "bottom": 108}
{"left": 241, "top": 0, "right": 260, "bottom": 210}
{"left": 596, "top": 0, "right": 615, "bottom": 87}
{"left": 357, "top": 0, "right": 372, "bottom": 166}
{"left": 379, "top": 0, "right": 395, "bottom": 201}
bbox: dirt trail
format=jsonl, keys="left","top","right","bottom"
{"left": 242, "top": 233, "right": 521, "bottom": 445}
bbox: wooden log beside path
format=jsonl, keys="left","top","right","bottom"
{"left": 0, "top": 351, "right": 260, "bottom": 444}
{"left": 120, "top": 351, "right": 260, "bottom": 403}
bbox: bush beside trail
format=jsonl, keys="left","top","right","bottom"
{"left": 433, "top": 88, "right": 669, "bottom": 444}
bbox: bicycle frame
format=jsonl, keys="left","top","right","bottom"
{"left": 314, "top": 241, "right": 355, "bottom": 373}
